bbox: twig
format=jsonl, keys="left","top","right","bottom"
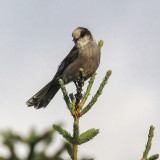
{"left": 81, "top": 70, "right": 112, "bottom": 115}
{"left": 80, "top": 73, "right": 96, "bottom": 107}
{"left": 59, "top": 79, "right": 73, "bottom": 113}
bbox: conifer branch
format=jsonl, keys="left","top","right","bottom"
{"left": 80, "top": 73, "right": 96, "bottom": 107}
{"left": 81, "top": 70, "right": 112, "bottom": 115}
{"left": 69, "top": 93, "right": 75, "bottom": 102}
{"left": 79, "top": 129, "right": 99, "bottom": 144}
{"left": 75, "top": 68, "right": 85, "bottom": 105}
{"left": 66, "top": 143, "right": 74, "bottom": 160}
{"left": 52, "top": 143, "right": 69, "bottom": 160}
{"left": 72, "top": 68, "right": 86, "bottom": 160}
{"left": 73, "top": 121, "right": 79, "bottom": 144}
{"left": 98, "top": 40, "right": 104, "bottom": 49}
{"left": 141, "top": 126, "right": 159, "bottom": 160}
{"left": 0, "top": 129, "right": 68, "bottom": 160}
{"left": 55, "top": 40, "right": 113, "bottom": 160}
{"left": 53, "top": 125, "right": 73, "bottom": 144}
{"left": 59, "top": 79, "right": 73, "bottom": 113}
{"left": 53, "top": 157, "right": 64, "bottom": 160}
{"left": 142, "top": 126, "right": 154, "bottom": 159}
{"left": 148, "top": 154, "right": 159, "bottom": 160}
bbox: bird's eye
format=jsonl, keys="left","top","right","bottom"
{"left": 81, "top": 33, "right": 85, "bottom": 37}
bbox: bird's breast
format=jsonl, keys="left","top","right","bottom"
{"left": 62, "top": 41, "right": 100, "bottom": 84}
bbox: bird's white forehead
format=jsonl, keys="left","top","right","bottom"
{"left": 72, "top": 28, "right": 82, "bottom": 38}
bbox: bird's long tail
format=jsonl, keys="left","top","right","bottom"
{"left": 26, "top": 79, "right": 60, "bottom": 109}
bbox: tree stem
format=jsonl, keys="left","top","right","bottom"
{"left": 73, "top": 116, "right": 79, "bottom": 160}
{"left": 73, "top": 143, "right": 78, "bottom": 160}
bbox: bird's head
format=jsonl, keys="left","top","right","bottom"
{"left": 72, "top": 27, "right": 93, "bottom": 48}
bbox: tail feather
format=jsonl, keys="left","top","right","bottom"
{"left": 26, "top": 80, "right": 60, "bottom": 109}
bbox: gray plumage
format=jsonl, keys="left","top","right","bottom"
{"left": 26, "top": 27, "right": 101, "bottom": 109}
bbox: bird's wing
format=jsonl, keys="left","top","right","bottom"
{"left": 26, "top": 47, "right": 78, "bottom": 108}
{"left": 54, "top": 46, "right": 79, "bottom": 77}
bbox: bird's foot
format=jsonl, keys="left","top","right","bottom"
{"left": 74, "top": 81, "right": 78, "bottom": 88}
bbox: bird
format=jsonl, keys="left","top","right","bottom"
{"left": 26, "top": 27, "right": 101, "bottom": 109}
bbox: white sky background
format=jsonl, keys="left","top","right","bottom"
{"left": 0, "top": 0, "right": 160, "bottom": 159}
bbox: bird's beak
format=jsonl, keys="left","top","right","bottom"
{"left": 72, "top": 34, "right": 79, "bottom": 42}
{"left": 73, "top": 37, "right": 78, "bottom": 42}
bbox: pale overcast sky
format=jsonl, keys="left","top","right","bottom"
{"left": 0, "top": 0, "right": 160, "bottom": 159}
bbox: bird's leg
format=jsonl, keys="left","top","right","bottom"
{"left": 74, "top": 80, "right": 80, "bottom": 104}
{"left": 75, "top": 85, "right": 83, "bottom": 106}
{"left": 73, "top": 69, "right": 85, "bottom": 118}
{"left": 74, "top": 81, "right": 78, "bottom": 88}
{"left": 73, "top": 80, "right": 83, "bottom": 118}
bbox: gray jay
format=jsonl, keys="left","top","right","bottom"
{"left": 26, "top": 27, "right": 101, "bottom": 109}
